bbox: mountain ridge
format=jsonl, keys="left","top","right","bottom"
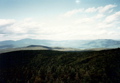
{"left": 0, "top": 38, "right": 120, "bottom": 49}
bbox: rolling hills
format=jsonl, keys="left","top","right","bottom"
{"left": 0, "top": 48, "right": 120, "bottom": 83}
{"left": 0, "top": 39, "right": 120, "bottom": 49}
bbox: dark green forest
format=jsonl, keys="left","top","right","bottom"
{"left": 0, "top": 48, "right": 120, "bottom": 83}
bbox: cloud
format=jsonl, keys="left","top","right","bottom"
{"left": 85, "top": 4, "right": 117, "bottom": 13}
{"left": 0, "top": 19, "right": 16, "bottom": 26}
{"left": 61, "top": 4, "right": 117, "bottom": 18}
{"left": 62, "top": 9, "right": 84, "bottom": 17}
{"left": 0, "top": 4, "right": 120, "bottom": 41}
{"left": 94, "top": 14, "right": 105, "bottom": 19}
{"left": 85, "top": 7, "right": 97, "bottom": 13}
{"left": 0, "top": 18, "right": 45, "bottom": 35}
{"left": 58, "top": 4, "right": 119, "bottom": 40}
{"left": 0, "top": 19, "right": 16, "bottom": 34}
{"left": 23, "top": 18, "right": 33, "bottom": 22}
{"left": 98, "top": 4, "right": 117, "bottom": 13}
{"left": 104, "top": 11, "right": 120, "bottom": 23}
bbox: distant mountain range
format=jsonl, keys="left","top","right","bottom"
{"left": 0, "top": 38, "right": 120, "bottom": 49}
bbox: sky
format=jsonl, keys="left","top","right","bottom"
{"left": 0, "top": 0, "right": 120, "bottom": 41}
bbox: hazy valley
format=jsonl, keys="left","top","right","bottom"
{"left": 0, "top": 38, "right": 120, "bottom": 49}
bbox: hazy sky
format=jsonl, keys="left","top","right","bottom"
{"left": 0, "top": 0, "right": 120, "bottom": 41}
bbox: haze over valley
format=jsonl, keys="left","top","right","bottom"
{"left": 0, "top": 38, "right": 120, "bottom": 49}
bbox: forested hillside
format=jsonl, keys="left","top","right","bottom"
{"left": 0, "top": 48, "right": 120, "bottom": 83}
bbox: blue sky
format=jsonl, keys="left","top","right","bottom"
{"left": 0, "top": 0, "right": 120, "bottom": 41}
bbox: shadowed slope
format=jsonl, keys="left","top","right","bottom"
{"left": 0, "top": 48, "right": 120, "bottom": 83}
